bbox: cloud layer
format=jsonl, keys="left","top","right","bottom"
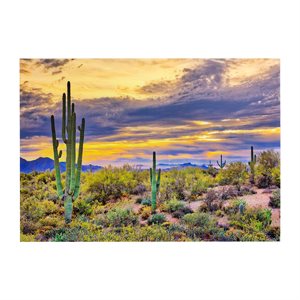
{"left": 20, "top": 59, "right": 280, "bottom": 166}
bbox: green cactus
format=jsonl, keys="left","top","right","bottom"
{"left": 149, "top": 152, "right": 161, "bottom": 212}
{"left": 51, "top": 81, "right": 85, "bottom": 223}
{"left": 217, "top": 154, "right": 226, "bottom": 169}
{"left": 248, "top": 146, "right": 256, "bottom": 184}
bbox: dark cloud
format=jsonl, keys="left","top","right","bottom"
{"left": 52, "top": 70, "right": 62, "bottom": 75}
{"left": 36, "top": 59, "right": 71, "bottom": 69}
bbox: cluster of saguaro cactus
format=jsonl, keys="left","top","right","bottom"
{"left": 217, "top": 154, "right": 226, "bottom": 169}
{"left": 51, "top": 81, "right": 85, "bottom": 224}
{"left": 150, "top": 152, "right": 161, "bottom": 212}
{"left": 248, "top": 146, "right": 256, "bottom": 184}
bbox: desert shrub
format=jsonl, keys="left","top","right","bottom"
{"left": 134, "top": 225, "right": 173, "bottom": 241}
{"left": 216, "top": 162, "right": 248, "bottom": 186}
{"left": 132, "top": 184, "right": 147, "bottom": 195}
{"left": 269, "top": 189, "right": 280, "bottom": 208}
{"left": 182, "top": 212, "right": 220, "bottom": 239}
{"left": 229, "top": 208, "right": 272, "bottom": 240}
{"left": 183, "top": 212, "right": 214, "bottom": 227}
{"left": 20, "top": 233, "right": 35, "bottom": 242}
{"left": 255, "top": 174, "right": 272, "bottom": 188}
{"left": 84, "top": 166, "right": 138, "bottom": 203}
{"left": 38, "top": 215, "right": 63, "bottom": 228}
{"left": 148, "top": 214, "right": 166, "bottom": 225}
{"left": 219, "top": 186, "right": 239, "bottom": 200}
{"left": 257, "top": 150, "right": 280, "bottom": 170}
{"left": 184, "top": 168, "right": 215, "bottom": 198}
{"left": 207, "top": 165, "right": 218, "bottom": 177}
{"left": 141, "top": 199, "right": 152, "bottom": 206}
{"left": 204, "top": 189, "right": 224, "bottom": 211}
{"left": 172, "top": 206, "right": 193, "bottom": 218}
{"left": 51, "top": 226, "right": 87, "bottom": 242}
{"left": 21, "top": 199, "right": 58, "bottom": 222}
{"left": 21, "top": 218, "right": 38, "bottom": 234}
{"left": 140, "top": 206, "right": 152, "bottom": 220}
{"left": 162, "top": 198, "right": 185, "bottom": 212}
{"left": 256, "top": 150, "right": 280, "bottom": 188}
{"left": 215, "top": 209, "right": 224, "bottom": 217}
{"left": 159, "top": 170, "right": 186, "bottom": 201}
{"left": 105, "top": 208, "right": 138, "bottom": 227}
{"left": 73, "top": 198, "right": 93, "bottom": 215}
{"left": 159, "top": 168, "right": 214, "bottom": 202}
{"left": 267, "top": 227, "right": 280, "bottom": 241}
{"left": 223, "top": 199, "right": 246, "bottom": 215}
{"left": 271, "top": 166, "right": 280, "bottom": 187}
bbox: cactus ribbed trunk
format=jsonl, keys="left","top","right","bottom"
{"left": 150, "top": 152, "right": 161, "bottom": 213}
{"left": 51, "top": 81, "right": 85, "bottom": 224}
{"left": 248, "top": 146, "right": 256, "bottom": 184}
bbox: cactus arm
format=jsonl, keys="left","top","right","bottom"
{"left": 156, "top": 168, "right": 161, "bottom": 190}
{"left": 70, "top": 112, "right": 76, "bottom": 194}
{"left": 74, "top": 118, "right": 85, "bottom": 199}
{"left": 50, "top": 115, "right": 64, "bottom": 199}
{"left": 62, "top": 93, "right": 67, "bottom": 143}
{"left": 67, "top": 81, "right": 71, "bottom": 130}
{"left": 217, "top": 160, "right": 221, "bottom": 168}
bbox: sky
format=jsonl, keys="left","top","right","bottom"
{"left": 20, "top": 58, "right": 280, "bottom": 167}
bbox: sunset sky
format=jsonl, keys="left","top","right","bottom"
{"left": 20, "top": 59, "right": 280, "bottom": 166}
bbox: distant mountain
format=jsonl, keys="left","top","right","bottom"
{"left": 20, "top": 157, "right": 102, "bottom": 174}
{"left": 157, "top": 162, "right": 208, "bottom": 170}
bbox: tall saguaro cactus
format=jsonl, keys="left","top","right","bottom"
{"left": 248, "top": 146, "right": 256, "bottom": 184}
{"left": 51, "top": 81, "right": 85, "bottom": 223}
{"left": 217, "top": 154, "right": 226, "bottom": 169}
{"left": 149, "top": 152, "right": 161, "bottom": 212}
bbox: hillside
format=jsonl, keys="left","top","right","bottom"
{"left": 20, "top": 157, "right": 102, "bottom": 173}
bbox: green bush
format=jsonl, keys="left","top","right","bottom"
{"left": 97, "top": 208, "right": 138, "bottom": 227}
{"left": 141, "top": 199, "right": 152, "bottom": 206}
{"left": 216, "top": 162, "right": 248, "bottom": 186}
{"left": 271, "top": 166, "right": 280, "bottom": 187}
{"left": 256, "top": 150, "right": 280, "bottom": 188}
{"left": 269, "top": 189, "right": 280, "bottom": 208}
{"left": 148, "top": 214, "right": 166, "bottom": 225}
{"left": 229, "top": 207, "right": 272, "bottom": 240}
{"left": 182, "top": 212, "right": 221, "bottom": 239}
{"left": 73, "top": 198, "right": 93, "bottom": 215}
{"left": 84, "top": 166, "right": 139, "bottom": 202}
{"left": 162, "top": 198, "right": 185, "bottom": 212}
{"left": 172, "top": 206, "right": 193, "bottom": 218}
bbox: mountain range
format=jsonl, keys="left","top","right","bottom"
{"left": 20, "top": 157, "right": 102, "bottom": 174}
{"left": 20, "top": 157, "right": 210, "bottom": 173}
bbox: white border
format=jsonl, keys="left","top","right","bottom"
{"left": 1, "top": 1, "right": 300, "bottom": 300}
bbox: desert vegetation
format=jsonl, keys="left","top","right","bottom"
{"left": 20, "top": 149, "right": 280, "bottom": 242}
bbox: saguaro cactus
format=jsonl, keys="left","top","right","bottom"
{"left": 248, "top": 146, "right": 256, "bottom": 184}
{"left": 51, "top": 81, "right": 85, "bottom": 223}
{"left": 149, "top": 152, "right": 161, "bottom": 212}
{"left": 217, "top": 154, "right": 226, "bottom": 169}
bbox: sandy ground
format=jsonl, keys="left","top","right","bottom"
{"left": 128, "top": 187, "right": 280, "bottom": 228}
{"left": 241, "top": 188, "right": 280, "bottom": 227}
